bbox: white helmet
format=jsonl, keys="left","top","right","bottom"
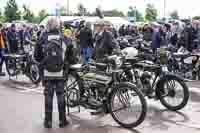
{"left": 122, "top": 47, "right": 138, "bottom": 59}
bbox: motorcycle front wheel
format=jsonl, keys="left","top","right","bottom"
{"left": 5, "top": 58, "right": 18, "bottom": 76}
{"left": 65, "top": 71, "right": 83, "bottom": 108}
{"left": 109, "top": 82, "right": 147, "bottom": 128}
{"left": 28, "top": 63, "right": 41, "bottom": 84}
{"left": 157, "top": 76, "right": 189, "bottom": 111}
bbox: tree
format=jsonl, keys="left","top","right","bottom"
{"left": 110, "top": 9, "right": 124, "bottom": 17}
{"left": 4, "top": 0, "right": 21, "bottom": 22}
{"left": 193, "top": 16, "right": 200, "bottom": 20}
{"left": 102, "top": 9, "right": 124, "bottom": 17}
{"left": 77, "top": 3, "right": 87, "bottom": 16}
{"left": 145, "top": 4, "right": 158, "bottom": 21}
{"left": 22, "top": 4, "right": 34, "bottom": 22}
{"left": 38, "top": 9, "right": 49, "bottom": 23}
{"left": 170, "top": 10, "right": 179, "bottom": 19}
{"left": 127, "top": 6, "right": 143, "bottom": 21}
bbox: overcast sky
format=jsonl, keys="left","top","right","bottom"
{"left": 2, "top": 0, "right": 200, "bottom": 18}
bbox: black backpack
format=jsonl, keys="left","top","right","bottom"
{"left": 43, "top": 39, "right": 64, "bottom": 72}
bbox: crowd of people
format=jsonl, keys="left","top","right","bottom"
{"left": 141, "top": 20, "right": 200, "bottom": 52}
{"left": 1, "top": 17, "right": 200, "bottom": 128}
{"left": 1, "top": 19, "right": 200, "bottom": 76}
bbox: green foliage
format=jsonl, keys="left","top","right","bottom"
{"left": 193, "top": 16, "right": 200, "bottom": 20}
{"left": 109, "top": 9, "right": 124, "bottom": 17}
{"left": 4, "top": 0, "right": 21, "bottom": 22}
{"left": 30, "top": 16, "right": 41, "bottom": 24}
{"left": 145, "top": 4, "right": 158, "bottom": 22}
{"left": 127, "top": 6, "right": 143, "bottom": 21}
{"left": 0, "top": 16, "right": 6, "bottom": 23}
{"left": 22, "top": 4, "right": 34, "bottom": 22}
{"left": 170, "top": 10, "right": 179, "bottom": 19}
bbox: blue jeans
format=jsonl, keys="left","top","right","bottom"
{"left": 81, "top": 48, "right": 94, "bottom": 64}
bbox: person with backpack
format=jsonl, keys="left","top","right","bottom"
{"left": 35, "top": 18, "right": 77, "bottom": 128}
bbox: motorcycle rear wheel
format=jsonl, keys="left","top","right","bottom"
{"left": 157, "top": 76, "right": 189, "bottom": 111}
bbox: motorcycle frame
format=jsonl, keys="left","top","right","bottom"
{"left": 65, "top": 63, "right": 122, "bottom": 114}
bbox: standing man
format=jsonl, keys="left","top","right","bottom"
{"left": 151, "top": 23, "right": 162, "bottom": 53}
{"left": 7, "top": 24, "right": 18, "bottom": 53}
{"left": 35, "top": 18, "right": 77, "bottom": 128}
{"left": 80, "top": 22, "right": 94, "bottom": 64}
{"left": 95, "top": 22, "right": 119, "bottom": 61}
{"left": 0, "top": 24, "right": 7, "bottom": 76}
{"left": 23, "top": 26, "right": 33, "bottom": 45}
{"left": 18, "top": 24, "right": 26, "bottom": 49}
{"left": 92, "top": 21, "right": 119, "bottom": 114}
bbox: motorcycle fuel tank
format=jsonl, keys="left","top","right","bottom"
{"left": 82, "top": 72, "right": 112, "bottom": 85}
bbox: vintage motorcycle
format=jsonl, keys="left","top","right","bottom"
{"left": 168, "top": 51, "right": 200, "bottom": 81}
{"left": 120, "top": 47, "right": 190, "bottom": 111}
{"left": 65, "top": 55, "right": 147, "bottom": 128}
{"left": 4, "top": 44, "right": 41, "bottom": 84}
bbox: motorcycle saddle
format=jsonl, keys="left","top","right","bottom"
{"left": 172, "top": 53, "right": 190, "bottom": 58}
{"left": 4, "top": 54, "right": 26, "bottom": 58}
{"left": 90, "top": 62, "right": 107, "bottom": 71}
{"left": 69, "top": 64, "right": 83, "bottom": 71}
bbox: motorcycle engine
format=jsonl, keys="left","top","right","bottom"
{"left": 140, "top": 71, "right": 152, "bottom": 92}
{"left": 82, "top": 72, "right": 112, "bottom": 98}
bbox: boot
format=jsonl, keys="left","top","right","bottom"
{"left": 44, "top": 112, "right": 52, "bottom": 128}
{"left": 59, "top": 112, "right": 69, "bottom": 128}
{"left": 0, "top": 72, "right": 5, "bottom": 76}
{"left": 0, "top": 66, "right": 5, "bottom": 76}
{"left": 44, "top": 120, "right": 52, "bottom": 128}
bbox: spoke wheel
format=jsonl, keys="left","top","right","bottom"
{"left": 157, "top": 76, "right": 189, "bottom": 111}
{"left": 109, "top": 83, "right": 147, "bottom": 128}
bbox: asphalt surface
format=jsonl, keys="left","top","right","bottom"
{"left": 0, "top": 74, "right": 200, "bottom": 133}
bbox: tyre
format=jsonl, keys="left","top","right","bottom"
{"left": 109, "top": 82, "right": 147, "bottom": 128}
{"left": 65, "top": 71, "right": 83, "bottom": 107}
{"left": 5, "top": 58, "right": 18, "bottom": 76}
{"left": 197, "top": 68, "right": 200, "bottom": 80}
{"left": 28, "top": 63, "right": 41, "bottom": 84}
{"left": 157, "top": 76, "right": 189, "bottom": 111}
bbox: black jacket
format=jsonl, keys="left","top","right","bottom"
{"left": 79, "top": 27, "right": 93, "bottom": 48}
{"left": 95, "top": 30, "right": 118, "bottom": 59}
{"left": 34, "top": 33, "right": 77, "bottom": 78}
{"left": 7, "top": 30, "right": 18, "bottom": 53}
{"left": 181, "top": 26, "right": 198, "bottom": 51}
